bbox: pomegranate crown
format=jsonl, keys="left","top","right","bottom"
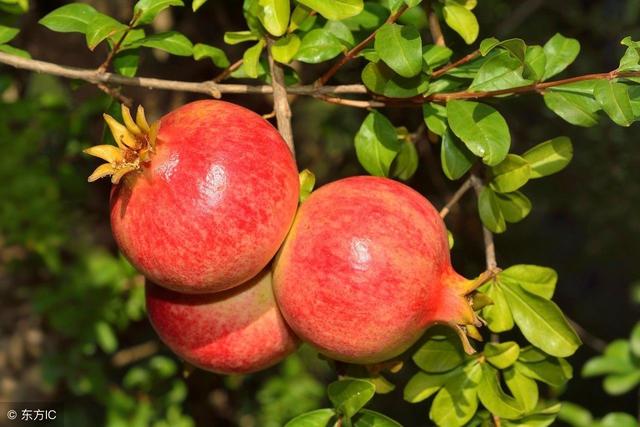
{"left": 84, "top": 104, "right": 159, "bottom": 184}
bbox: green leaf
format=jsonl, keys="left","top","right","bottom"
{"left": 558, "top": 402, "right": 593, "bottom": 427}
{"left": 328, "top": 379, "right": 375, "bottom": 418}
{"left": 447, "top": 100, "right": 511, "bottom": 166}
{"left": 543, "top": 91, "right": 600, "bottom": 127}
{"left": 522, "top": 136, "right": 573, "bottom": 179}
{"left": 359, "top": 48, "right": 379, "bottom": 62}
{"left": 618, "top": 37, "right": 640, "bottom": 72}
{"left": 39, "top": 3, "right": 98, "bottom": 34}
{"left": 132, "top": 31, "right": 193, "bottom": 56}
{"left": 193, "top": 43, "right": 230, "bottom": 68}
{"left": 631, "top": 323, "right": 640, "bottom": 357}
{"left": 423, "top": 102, "right": 447, "bottom": 136}
{"left": 299, "top": 169, "right": 316, "bottom": 203}
{"left": 243, "top": 39, "right": 266, "bottom": 78}
{"left": 113, "top": 49, "right": 140, "bottom": 77}
{"left": 354, "top": 111, "right": 402, "bottom": 177}
{"left": 479, "top": 37, "right": 526, "bottom": 63}
{"left": 500, "top": 265, "right": 557, "bottom": 300}
{"left": 484, "top": 341, "right": 520, "bottom": 369}
{"left": 134, "top": 0, "right": 184, "bottom": 26}
{"left": 353, "top": 410, "right": 402, "bottom": 427}
{"left": 295, "top": 29, "right": 343, "bottom": 64}
{"left": 361, "top": 62, "right": 429, "bottom": 98}
{"left": 343, "top": 3, "right": 387, "bottom": 31}
{"left": 593, "top": 80, "right": 635, "bottom": 126}
{"left": 374, "top": 23, "right": 423, "bottom": 78}
{"left": 224, "top": 30, "right": 259, "bottom": 45}
{"left": 192, "top": 0, "right": 208, "bottom": 11}
{"left": 0, "top": 44, "right": 30, "bottom": 58}
{"left": 285, "top": 408, "right": 336, "bottom": 427}
{"left": 523, "top": 45, "right": 547, "bottom": 81}
{"left": 494, "top": 191, "right": 531, "bottom": 224}
{"left": 403, "top": 371, "right": 456, "bottom": 403}
{"left": 442, "top": 3, "right": 478, "bottom": 45}
{"left": 518, "top": 346, "right": 547, "bottom": 363}
{"left": 441, "top": 130, "right": 474, "bottom": 180}
{"left": 502, "top": 282, "right": 580, "bottom": 357}
{"left": 413, "top": 332, "right": 465, "bottom": 373}
{"left": 85, "top": 14, "right": 127, "bottom": 50}
{"left": 392, "top": 141, "right": 419, "bottom": 180}
{"left": 600, "top": 413, "right": 639, "bottom": 427}
{"left": 0, "top": 25, "right": 19, "bottom": 44}
{"left": 296, "top": 0, "right": 363, "bottom": 20}
{"left": 516, "top": 358, "right": 573, "bottom": 388}
{"left": 478, "top": 187, "right": 507, "bottom": 233}
{"left": 95, "top": 321, "right": 118, "bottom": 354}
{"left": 423, "top": 44, "right": 453, "bottom": 70}
{"left": 470, "top": 51, "right": 532, "bottom": 92}
{"left": 289, "top": 4, "right": 316, "bottom": 32}
{"left": 429, "top": 361, "right": 482, "bottom": 427}
{"left": 325, "top": 20, "right": 355, "bottom": 48}
{"left": 504, "top": 365, "right": 539, "bottom": 413}
{"left": 480, "top": 280, "right": 514, "bottom": 332}
{"left": 489, "top": 154, "right": 531, "bottom": 193}
{"left": 477, "top": 364, "right": 524, "bottom": 419}
{"left": 542, "top": 33, "right": 580, "bottom": 80}
{"left": 582, "top": 340, "right": 637, "bottom": 377}
{"left": 258, "top": 0, "right": 290, "bottom": 37}
{"left": 270, "top": 34, "right": 301, "bottom": 64}
{"left": 603, "top": 370, "right": 640, "bottom": 395}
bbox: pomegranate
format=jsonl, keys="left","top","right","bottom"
{"left": 85, "top": 100, "right": 299, "bottom": 293}
{"left": 146, "top": 269, "right": 299, "bottom": 374}
{"left": 273, "top": 176, "right": 481, "bottom": 364}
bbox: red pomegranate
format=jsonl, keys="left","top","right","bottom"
{"left": 146, "top": 269, "right": 299, "bottom": 374}
{"left": 273, "top": 176, "right": 480, "bottom": 364}
{"left": 85, "top": 100, "right": 299, "bottom": 293}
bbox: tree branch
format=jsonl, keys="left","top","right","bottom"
{"left": 427, "top": 0, "right": 446, "bottom": 46}
{"left": 267, "top": 38, "right": 295, "bottom": 155}
{"left": 431, "top": 50, "right": 480, "bottom": 79}
{"left": 213, "top": 58, "right": 243, "bottom": 83}
{"left": 470, "top": 175, "right": 497, "bottom": 271}
{"left": 439, "top": 176, "right": 473, "bottom": 218}
{"left": 314, "top": 4, "right": 409, "bottom": 86}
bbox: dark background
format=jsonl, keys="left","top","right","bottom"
{"left": 1, "top": 0, "right": 639, "bottom": 425}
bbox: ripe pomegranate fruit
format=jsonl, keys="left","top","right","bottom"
{"left": 273, "top": 176, "right": 481, "bottom": 364}
{"left": 85, "top": 100, "right": 299, "bottom": 293}
{"left": 146, "top": 269, "right": 299, "bottom": 374}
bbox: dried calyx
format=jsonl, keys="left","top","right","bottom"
{"left": 84, "top": 104, "right": 159, "bottom": 184}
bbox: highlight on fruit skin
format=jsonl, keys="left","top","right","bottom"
{"left": 84, "top": 104, "right": 159, "bottom": 184}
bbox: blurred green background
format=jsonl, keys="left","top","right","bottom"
{"left": 1, "top": 0, "right": 639, "bottom": 425}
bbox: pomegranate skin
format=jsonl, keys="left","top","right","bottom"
{"left": 110, "top": 100, "right": 299, "bottom": 293}
{"left": 273, "top": 176, "right": 470, "bottom": 364}
{"left": 146, "top": 269, "right": 299, "bottom": 374}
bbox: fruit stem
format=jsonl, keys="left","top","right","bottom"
{"left": 462, "top": 267, "right": 502, "bottom": 294}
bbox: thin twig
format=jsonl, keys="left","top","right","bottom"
{"left": 314, "top": 94, "right": 385, "bottom": 108}
{"left": 213, "top": 58, "right": 243, "bottom": 83}
{"left": 97, "top": 10, "right": 141, "bottom": 73}
{"left": 431, "top": 50, "right": 480, "bottom": 79}
{"left": 427, "top": 0, "right": 446, "bottom": 46}
{"left": 439, "top": 177, "right": 473, "bottom": 218}
{"left": 566, "top": 317, "right": 608, "bottom": 352}
{"left": 96, "top": 82, "right": 133, "bottom": 106}
{"left": 314, "top": 4, "right": 409, "bottom": 86}
{"left": 267, "top": 38, "right": 295, "bottom": 155}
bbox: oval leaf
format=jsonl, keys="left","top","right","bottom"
{"left": 354, "top": 111, "right": 402, "bottom": 177}
{"left": 447, "top": 100, "right": 511, "bottom": 166}
{"left": 374, "top": 23, "right": 423, "bottom": 78}
{"left": 522, "top": 136, "right": 573, "bottom": 179}
{"left": 297, "top": 0, "right": 363, "bottom": 20}
{"left": 489, "top": 154, "right": 531, "bottom": 193}
{"left": 285, "top": 409, "right": 337, "bottom": 427}
{"left": 328, "top": 379, "right": 375, "bottom": 418}
{"left": 441, "top": 130, "right": 475, "bottom": 180}
{"left": 501, "top": 282, "right": 581, "bottom": 357}
{"left": 295, "top": 29, "right": 343, "bottom": 63}
{"left": 258, "top": 0, "right": 290, "bottom": 37}
{"left": 442, "top": 3, "right": 478, "bottom": 45}
{"left": 484, "top": 341, "right": 520, "bottom": 369}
